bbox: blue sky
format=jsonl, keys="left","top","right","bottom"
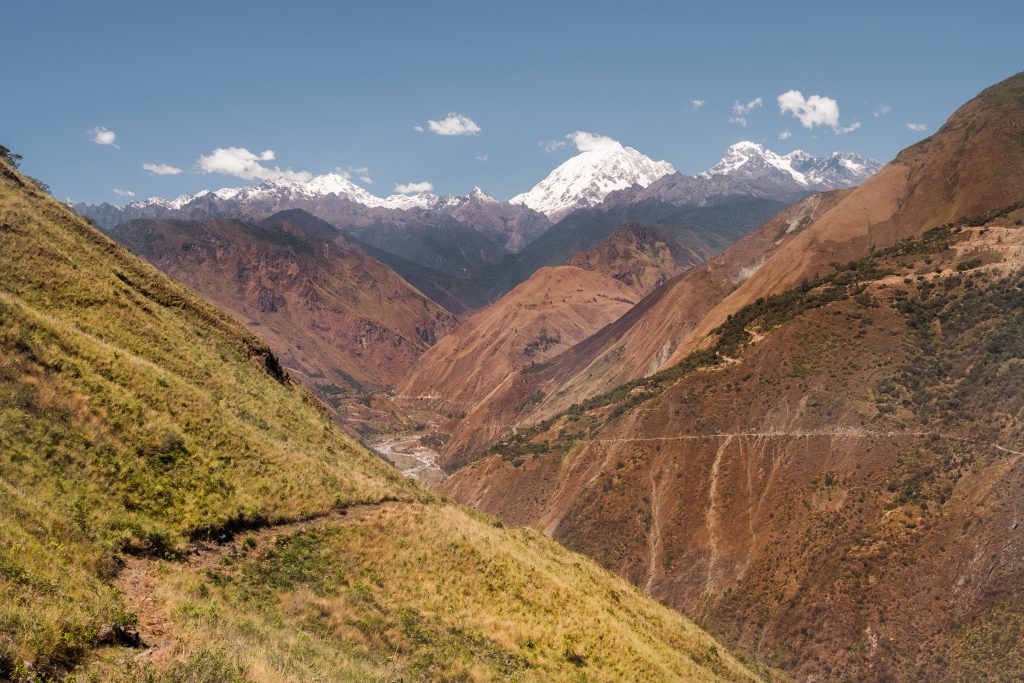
{"left": 6, "top": 0, "right": 1022, "bottom": 203}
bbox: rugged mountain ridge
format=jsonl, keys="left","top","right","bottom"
{"left": 108, "top": 209, "right": 457, "bottom": 425}
{"left": 398, "top": 266, "right": 639, "bottom": 423}
{"left": 467, "top": 71, "right": 1024, "bottom": 438}
{"left": 604, "top": 142, "right": 880, "bottom": 209}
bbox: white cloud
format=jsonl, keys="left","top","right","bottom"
{"left": 346, "top": 166, "right": 372, "bottom": 184}
{"left": 540, "top": 139, "right": 567, "bottom": 153}
{"left": 90, "top": 126, "right": 117, "bottom": 146}
{"left": 113, "top": 188, "right": 135, "bottom": 197}
{"left": 690, "top": 99, "right": 705, "bottom": 110}
{"left": 142, "top": 162, "right": 183, "bottom": 176}
{"left": 568, "top": 131, "right": 622, "bottom": 153}
{"left": 777, "top": 90, "right": 859, "bottom": 134}
{"left": 196, "top": 147, "right": 312, "bottom": 182}
{"left": 475, "top": 154, "right": 488, "bottom": 161}
{"left": 394, "top": 181, "right": 433, "bottom": 194}
{"left": 906, "top": 122, "right": 928, "bottom": 131}
{"left": 421, "top": 112, "right": 481, "bottom": 136}
{"left": 778, "top": 129, "right": 792, "bottom": 140}
{"left": 729, "top": 98, "right": 763, "bottom": 126}
{"left": 874, "top": 104, "right": 892, "bottom": 118}
{"left": 413, "top": 125, "right": 425, "bottom": 132}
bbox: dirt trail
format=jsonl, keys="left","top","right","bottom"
{"left": 113, "top": 501, "right": 402, "bottom": 663}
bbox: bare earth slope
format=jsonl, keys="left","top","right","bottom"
{"left": 399, "top": 266, "right": 638, "bottom": 467}
{"left": 441, "top": 212, "right": 1024, "bottom": 680}
{"left": 567, "top": 223, "right": 708, "bottom": 296}
{"left": 436, "top": 191, "right": 847, "bottom": 465}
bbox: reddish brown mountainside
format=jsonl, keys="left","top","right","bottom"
{"left": 566, "top": 223, "right": 706, "bottom": 296}
{"left": 398, "top": 265, "right": 637, "bottom": 464}
{"left": 111, "top": 210, "right": 456, "bottom": 415}
{"left": 441, "top": 213, "right": 1024, "bottom": 681}
{"left": 436, "top": 192, "right": 847, "bottom": 464}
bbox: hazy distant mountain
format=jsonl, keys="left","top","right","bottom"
{"left": 71, "top": 176, "right": 551, "bottom": 255}
{"left": 71, "top": 140, "right": 878, "bottom": 312}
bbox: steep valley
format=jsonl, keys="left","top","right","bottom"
{"left": 108, "top": 210, "right": 457, "bottom": 433}
{"left": 0, "top": 154, "right": 772, "bottom": 681}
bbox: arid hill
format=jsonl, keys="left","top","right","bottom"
{"left": 567, "top": 223, "right": 707, "bottom": 296}
{"left": 441, "top": 209, "right": 1024, "bottom": 680}
{"left": 433, "top": 71, "right": 1024, "bottom": 681}
{"left": 398, "top": 266, "right": 638, "bottom": 465}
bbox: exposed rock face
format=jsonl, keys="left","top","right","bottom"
{"left": 567, "top": 223, "right": 712, "bottom": 296}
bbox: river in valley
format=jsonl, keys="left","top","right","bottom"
{"left": 370, "top": 433, "right": 446, "bottom": 486}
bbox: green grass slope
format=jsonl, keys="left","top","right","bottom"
{"left": 0, "top": 154, "right": 774, "bottom": 681}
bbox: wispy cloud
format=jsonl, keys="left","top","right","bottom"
{"left": 346, "top": 166, "right": 372, "bottom": 184}
{"left": 690, "top": 99, "right": 705, "bottom": 111}
{"left": 195, "top": 147, "right": 311, "bottom": 182}
{"left": 729, "top": 98, "right": 763, "bottom": 126}
{"left": 906, "top": 122, "right": 928, "bottom": 131}
{"left": 539, "top": 139, "right": 566, "bottom": 153}
{"left": 874, "top": 104, "right": 892, "bottom": 118}
{"left": 90, "top": 126, "right": 117, "bottom": 147}
{"left": 113, "top": 188, "right": 135, "bottom": 197}
{"left": 394, "top": 181, "right": 433, "bottom": 194}
{"left": 142, "top": 162, "right": 183, "bottom": 176}
{"left": 419, "top": 112, "right": 481, "bottom": 136}
{"left": 777, "top": 90, "right": 859, "bottom": 134}
{"left": 778, "top": 129, "right": 792, "bottom": 140}
{"left": 475, "top": 154, "right": 488, "bottom": 161}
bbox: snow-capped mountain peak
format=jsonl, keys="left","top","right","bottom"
{"left": 510, "top": 137, "right": 675, "bottom": 219}
{"left": 698, "top": 141, "right": 880, "bottom": 188}
{"left": 85, "top": 174, "right": 509, "bottom": 224}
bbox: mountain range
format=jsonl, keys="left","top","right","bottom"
{"left": 75, "top": 141, "right": 877, "bottom": 229}
{"left": 73, "top": 142, "right": 878, "bottom": 312}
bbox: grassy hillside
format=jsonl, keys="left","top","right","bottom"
{"left": 0, "top": 154, "right": 772, "bottom": 681}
